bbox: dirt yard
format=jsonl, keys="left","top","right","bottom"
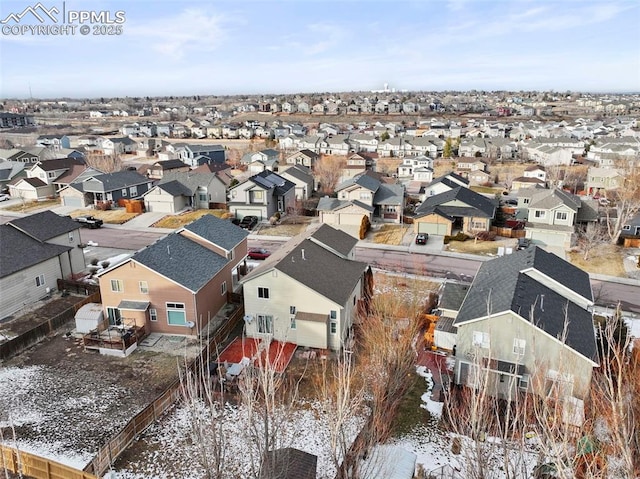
{"left": 255, "top": 216, "right": 315, "bottom": 236}
{"left": 0, "top": 295, "right": 83, "bottom": 338}
{"left": 567, "top": 244, "right": 627, "bottom": 277}
{"left": 68, "top": 209, "right": 140, "bottom": 224}
{"left": 2, "top": 199, "right": 60, "bottom": 213}
{"left": 446, "top": 237, "right": 518, "bottom": 256}
{"left": 370, "top": 224, "right": 408, "bottom": 245}
{"left": 151, "top": 209, "right": 228, "bottom": 229}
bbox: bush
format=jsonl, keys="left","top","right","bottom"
{"left": 90, "top": 258, "right": 99, "bottom": 266}
{"left": 443, "top": 232, "right": 469, "bottom": 244}
{"left": 475, "top": 231, "right": 497, "bottom": 241}
{"left": 101, "top": 261, "right": 110, "bottom": 269}
{"left": 89, "top": 267, "right": 99, "bottom": 275}
{"left": 359, "top": 215, "right": 371, "bottom": 240}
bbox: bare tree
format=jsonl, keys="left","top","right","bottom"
{"left": 314, "top": 155, "right": 346, "bottom": 194}
{"left": 85, "top": 151, "right": 123, "bottom": 173}
{"left": 604, "top": 161, "right": 640, "bottom": 244}
{"left": 577, "top": 222, "right": 608, "bottom": 261}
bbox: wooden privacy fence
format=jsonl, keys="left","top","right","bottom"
{"left": 83, "top": 305, "right": 244, "bottom": 477}
{"left": 490, "top": 226, "right": 527, "bottom": 238}
{"left": 1, "top": 445, "right": 98, "bottom": 479}
{"left": 622, "top": 237, "right": 640, "bottom": 248}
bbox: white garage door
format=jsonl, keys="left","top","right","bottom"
{"left": 146, "top": 201, "right": 174, "bottom": 213}
{"left": 418, "top": 222, "right": 448, "bottom": 235}
{"left": 235, "top": 209, "right": 262, "bottom": 220}
{"left": 63, "top": 196, "right": 84, "bottom": 207}
{"left": 339, "top": 213, "right": 364, "bottom": 225}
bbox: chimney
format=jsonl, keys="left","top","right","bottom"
{"left": 301, "top": 249, "right": 306, "bottom": 260}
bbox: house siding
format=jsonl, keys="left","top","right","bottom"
{"left": 45, "top": 230, "right": 85, "bottom": 277}
{"left": 0, "top": 257, "right": 63, "bottom": 319}
{"left": 243, "top": 271, "right": 359, "bottom": 350}
{"left": 99, "top": 261, "right": 198, "bottom": 334}
{"left": 455, "top": 312, "right": 594, "bottom": 400}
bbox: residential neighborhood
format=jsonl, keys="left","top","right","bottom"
{"left": 2, "top": 90, "right": 640, "bottom": 479}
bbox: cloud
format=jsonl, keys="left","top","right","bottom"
{"left": 126, "top": 8, "right": 232, "bottom": 59}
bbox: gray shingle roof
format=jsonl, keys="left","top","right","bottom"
{"left": 373, "top": 183, "right": 404, "bottom": 205}
{"left": 251, "top": 171, "right": 295, "bottom": 196}
{"left": 438, "top": 282, "right": 470, "bottom": 311}
{"left": 415, "top": 186, "right": 496, "bottom": 218}
{"left": 80, "top": 170, "right": 149, "bottom": 193}
{"left": 309, "top": 224, "right": 358, "bottom": 258}
{"left": 528, "top": 188, "right": 581, "bottom": 211}
{"left": 336, "top": 173, "right": 380, "bottom": 193}
{"left": 0, "top": 225, "right": 71, "bottom": 278}
{"left": 156, "top": 180, "right": 193, "bottom": 197}
{"left": 132, "top": 233, "right": 228, "bottom": 292}
{"left": 182, "top": 214, "right": 248, "bottom": 251}
{"left": 155, "top": 159, "right": 189, "bottom": 170}
{"left": 454, "top": 246, "right": 596, "bottom": 362}
{"left": 8, "top": 210, "right": 79, "bottom": 242}
{"left": 275, "top": 239, "right": 368, "bottom": 305}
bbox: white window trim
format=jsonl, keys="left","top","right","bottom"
{"left": 166, "top": 302, "right": 186, "bottom": 326}
{"left": 258, "top": 287, "right": 270, "bottom": 299}
{"left": 139, "top": 281, "right": 149, "bottom": 294}
{"left": 472, "top": 331, "right": 490, "bottom": 349}
{"left": 513, "top": 338, "right": 526, "bottom": 356}
{"left": 110, "top": 279, "right": 123, "bottom": 293}
{"left": 221, "top": 281, "right": 227, "bottom": 296}
{"left": 121, "top": 189, "right": 128, "bottom": 197}
{"left": 149, "top": 308, "right": 157, "bottom": 322}
{"left": 330, "top": 320, "right": 338, "bottom": 335}
{"left": 35, "top": 274, "right": 45, "bottom": 287}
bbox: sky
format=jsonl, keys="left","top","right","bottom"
{"left": 0, "top": 0, "right": 639, "bottom": 99}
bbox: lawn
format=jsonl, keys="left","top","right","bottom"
{"left": 568, "top": 244, "right": 627, "bottom": 277}
{"left": 69, "top": 209, "right": 139, "bottom": 224}
{"left": 370, "top": 224, "right": 408, "bottom": 245}
{"left": 2, "top": 199, "right": 60, "bottom": 213}
{"left": 256, "top": 222, "right": 308, "bottom": 236}
{"left": 152, "top": 209, "right": 228, "bottom": 228}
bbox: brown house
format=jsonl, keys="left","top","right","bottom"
{"left": 98, "top": 215, "right": 248, "bottom": 335}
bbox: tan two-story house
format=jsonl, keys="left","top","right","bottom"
{"left": 241, "top": 225, "right": 372, "bottom": 350}
{"left": 98, "top": 215, "right": 248, "bottom": 335}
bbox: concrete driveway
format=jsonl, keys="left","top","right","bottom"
{"left": 118, "top": 212, "right": 168, "bottom": 229}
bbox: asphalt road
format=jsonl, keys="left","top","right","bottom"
{"left": 62, "top": 224, "right": 640, "bottom": 313}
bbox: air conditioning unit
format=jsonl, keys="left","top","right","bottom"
{"left": 243, "top": 314, "right": 254, "bottom": 324}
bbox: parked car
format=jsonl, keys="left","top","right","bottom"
{"left": 0, "top": 193, "right": 10, "bottom": 201}
{"left": 73, "top": 215, "right": 104, "bottom": 229}
{"left": 415, "top": 233, "right": 429, "bottom": 245}
{"left": 248, "top": 248, "right": 271, "bottom": 260}
{"left": 517, "top": 237, "right": 531, "bottom": 250}
{"left": 239, "top": 215, "right": 258, "bottom": 230}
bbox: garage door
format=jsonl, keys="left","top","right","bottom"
{"left": 418, "top": 222, "right": 448, "bottom": 235}
{"left": 63, "top": 196, "right": 84, "bottom": 207}
{"left": 146, "top": 201, "right": 174, "bottom": 213}
{"left": 339, "top": 213, "right": 364, "bottom": 225}
{"left": 235, "top": 209, "right": 262, "bottom": 220}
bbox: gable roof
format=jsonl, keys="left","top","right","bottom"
{"left": 280, "top": 165, "right": 312, "bottom": 182}
{"left": 0, "top": 224, "right": 71, "bottom": 278}
{"left": 33, "top": 157, "right": 85, "bottom": 172}
{"left": 8, "top": 210, "right": 79, "bottom": 242}
{"left": 154, "top": 159, "right": 189, "bottom": 170}
{"left": 80, "top": 170, "right": 149, "bottom": 192}
{"left": 373, "top": 183, "right": 404, "bottom": 205}
{"left": 317, "top": 196, "right": 375, "bottom": 213}
{"left": 250, "top": 170, "right": 295, "bottom": 195}
{"left": 131, "top": 233, "right": 228, "bottom": 292}
{"left": 438, "top": 282, "right": 470, "bottom": 312}
{"left": 275, "top": 239, "right": 368, "bottom": 305}
{"left": 528, "top": 188, "right": 581, "bottom": 211}
{"left": 336, "top": 172, "right": 380, "bottom": 193}
{"left": 415, "top": 186, "right": 496, "bottom": 218}
{"left": 309, "top": 224, "right": 358, "bottom": 257}
{"left": 181, "top": 214, "right": 248, "bottom": 251}
{"left": 154, "top": 180, "right": 193, "bottom": 197}
{"left": 454, "top": 246, "right": 596, "bottom": 362}
{"left": 16, "top": 177, "right": 47, "bottom": 188}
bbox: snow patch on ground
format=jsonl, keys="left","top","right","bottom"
{"left": 416, "top": 365, "right": 443, "bottom": 418}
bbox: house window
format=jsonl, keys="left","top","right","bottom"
{"left": 257, "top": 315, "right": 273, "bottom": 334}
{"left": 359, "top": 192, "right": 371, "bottom": 201}
{"left": 68, "top": 232, "right": 74, "bottom": 243}
{"left": 330, "top": 310, "right": 337, "bottom": 320}
{"left": 221, "top": 281, "right": 227, "bottom": 295}
{"left": 252, "top": 190, "right": 264, "bottom": 201}
{"left": 228, "top": 250, "right": 234, "bottom": 261}
{"left": 290, "top": 318, "right": 296, "bottom": 330}
{"left": 289, "top": 306, "right": 296, "bottom": 315}
{"left": 110, "top": 279, "right": 124, "bottom": 292}
{"left": 106, "top": 192, "right": 113, "bottom": 201}
{"left": 330, "top": 321, "right": 338, "bottom": 335}
{"left": 513, "top": 338, "right": 526, "bottom": 355}
{"left": 556, "top": 211, "right": 567, "bottom": 221}
{"left": 199, "top": 193, "right": 207, "bottom": 202}
{"left": 121, "top": 189, "right": 128, "bottom": 197}
{"left": 623, "top": 225, "right": 631, "bottom": 230}
{"left": 166, "top": 302, "right": 186, "bottom": 326}
{"left": 534, "top": 210, "right": 546, "bottom": 219}
{"left": 471, "top": 221, "right": 484, "bottom": 229}
{"left": 258, "top": 287, "right": 270, "bottom": 299}
{"left": 139, "top": 281, "right": 149, "bottom": 294}
{"left": 107, "top": 307, "right": 122, "bottom": 325}
{"left": 130, "top": 186, "right": 138, "bottom": 196}
{"left": 35, "top": 274, "right": 45, "bottom": 287}
{"left": 149, "top": 308, "right": 157, "bottom": 321}
{"left": 472, "top": 331, "right": 490, "bottom": 349}
{"left": 519, "top": 374, "right": 530, "bottom": 391}
{"left": 48, "top": 171, "right": 56, "bottom": 178}
{"left": 231, "top": 190, "right": 237, "bottom": 198}
{"left": 523, "top": 198, "right": 530, "bottom": 204}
